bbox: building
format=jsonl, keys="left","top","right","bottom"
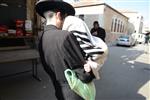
{"left": 71, "top": 0, "right": 129, "bottom": 43}
{"left": 119, "top": 10, "right": 144, "bottom": 34}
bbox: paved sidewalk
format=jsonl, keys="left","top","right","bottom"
{"left": 131, "top": 44, "right": 150, "bottom": 64}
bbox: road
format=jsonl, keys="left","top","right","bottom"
{"left": 95, "top": 44, "right": 150, "bottom": 100}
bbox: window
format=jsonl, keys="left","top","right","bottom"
{"left": 117, "top": 20, "right": 120, "bottom": 32}
{"left": 141, "top": 16, "right": 143, "bottom": 20}
{"left": 111, "top": 19, "right": 114, "bottom": 32}
{"left": 122, "top": 24, "right": 124, "bottom": 33}
{"left": 120, "top": 21, "right": 122, "bottom": 32}
{"left": 114, "top": 19, "right": 117, "bottom": 32}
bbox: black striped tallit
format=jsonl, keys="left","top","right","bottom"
{"left": 71, "top": 31, "right": 104, "bottom": 61}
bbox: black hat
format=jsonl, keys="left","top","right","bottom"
{"left": 35, "top": 0, "right": 75, "bottom": 18}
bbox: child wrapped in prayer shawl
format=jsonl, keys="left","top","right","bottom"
{"left": 63, "top": 16, "right": 108, "bottom": 80}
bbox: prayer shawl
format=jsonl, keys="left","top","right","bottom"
{"left": 63, "top": 16, "right": 108, "bottom": 79}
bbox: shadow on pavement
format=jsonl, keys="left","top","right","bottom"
{"left": 0, "top": 62, "right": 57, "bottom": 100}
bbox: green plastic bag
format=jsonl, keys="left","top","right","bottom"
{"left": 64, "top": 69, "right": 96, "bottom": 100}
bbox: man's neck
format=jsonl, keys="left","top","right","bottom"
{"left": 46, "top": 17, "right": 57, "bottom": 26}
{"left": 46, "top": 21, "right": 56, "bottom": 26}
{"left": 94, "top": 27, "right": 98, "bottom": 29}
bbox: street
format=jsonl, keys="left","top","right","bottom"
{"left": 0, "top": 44, "right": 149, "bottom": 100}
{"left": 95, "top": 44, "right": 150, "bottom": 100}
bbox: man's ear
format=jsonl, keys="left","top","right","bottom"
{"left": 56, "top": 12, "right": 61, "bottom": 20}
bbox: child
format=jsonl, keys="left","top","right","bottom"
{"left": 63, "top": 16, "right": 108, "bottom": 79}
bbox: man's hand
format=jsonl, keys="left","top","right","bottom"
{"left": 84, "top": 63, "right": 91, "bottom": 73}
{"left": 92, "top": 32, "right": 97, "bottom": 35}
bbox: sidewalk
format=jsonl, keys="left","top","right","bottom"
{"left": 134, "top": 44, "right": 150, "bottom": 65}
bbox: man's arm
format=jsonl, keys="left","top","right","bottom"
{"left": 63, "top": 33, "right": 95, "bottom": 83}
{"left": 103, "top": 29, "right": 106, "bottom": 39}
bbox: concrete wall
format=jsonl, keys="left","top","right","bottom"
{"left": 104, "top": 6, "right": 128, "bottom": 43}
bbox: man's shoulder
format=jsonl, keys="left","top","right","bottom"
{"left": 60, "top": 30, "right": 73, "bottom": 39}
{"left": 98, "top": 27, "right": 105, "bottom": 32}
{"left": 61, "top": 30, "right": 71, "bottom": 35}
{"left": 99, "top": 27, "right": 105, "bottom": 30}
{"left": 46, "top": 29, "right": 71, "bottom": 37}
{"left": 90, "top": 28, "right": 96, "bottom": 33}
{"left": 56, "top": 30, "right": 75, "bottom": 42}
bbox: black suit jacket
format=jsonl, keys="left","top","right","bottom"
{"left": 91, "top": 27, "right": 106, "bottom": 42}
{"left": 39, "top": 25, "right": 95, "bottom": 100}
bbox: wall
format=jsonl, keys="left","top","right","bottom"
{"left": 104, "top": 5, "right": 128, "bottom": 43}
{"left": 74, "top": 5, "right": 105, "bottom": 33}
{"left": 77, "top": 14, "right": 103, "bottom": 30}
{"left": 75, "top": 5, "right": 105, "bottom": 15}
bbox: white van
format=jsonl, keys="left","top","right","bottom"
{"left": 131, "top": 33, "right": 145, "bottom": 44}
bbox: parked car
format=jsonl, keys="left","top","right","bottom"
{"left": 131, "top": 33, "right": 145, "bottom": 44}
{"left": 116, "top": 35, "right": 136, "bottom": 46}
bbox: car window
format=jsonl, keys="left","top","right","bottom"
{"left": 120, "top": 36, "right": 129, "bottom": 39}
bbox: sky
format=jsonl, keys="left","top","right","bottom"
{"left": 64, "top": 0, "right": 150, "bottom": 28}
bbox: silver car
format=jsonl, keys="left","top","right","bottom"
{"left": 116, "top": 35, "right": 136, "bottom": 46}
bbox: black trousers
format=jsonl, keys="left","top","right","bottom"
{"left": 55, "top": 83, "right": 84, "bottom": 100}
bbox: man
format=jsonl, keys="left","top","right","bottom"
{"left": 91, "top": 21, "right": 106, "bottom": 42}
{"left": 35, "top": 0, "right": 94, "bottom": 100}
